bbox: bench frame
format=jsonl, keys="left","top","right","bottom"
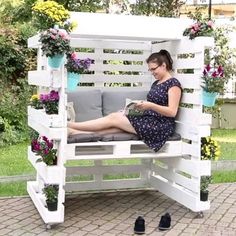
{"left": 27, "top": 13, "right": 214, "bottom": 225}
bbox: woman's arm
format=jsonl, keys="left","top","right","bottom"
{"left": 135, "top": 86, "right": 182, "bottom": 117}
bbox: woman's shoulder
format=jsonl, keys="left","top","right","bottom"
{"left": 167, "top": 77, "right": 182, "bottom": 88}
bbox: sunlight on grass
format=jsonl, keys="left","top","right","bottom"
{"left": 212, "top": 129, "right": 236, "bottom": 143}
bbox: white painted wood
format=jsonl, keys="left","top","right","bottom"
{"left": 27, "top": 181, "right": 65, "bottom": 224}
{"left": 28, "top": 70, "right": 63, "bottom": 88}
{"left": 70, "top": 12, "right": 191, "bottom": 41}
{"left": 28, "top": 106, "right": 64, "bottom": 128}
{"left": 27, "top": 14, "right": 214, "bottom": 224}
{"left": 150, "top": 176, "right": 210, "bottom": 212}
{"left": 28, "top": 147, "right": 66, "bottom": 184}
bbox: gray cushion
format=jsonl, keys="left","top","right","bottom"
{"left": 102, "top": 89, "right": 149, "bottom": 116}
{"left": 101, "top": 132, "right": 140, "bottom": 142}
{"left": 67, "top": 90, "right": 103, "bottom": 122}
{"left": 67, "top": 132, "right": 181, "bottom": 143}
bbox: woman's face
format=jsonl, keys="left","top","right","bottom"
{"left": 148, "top": 62, "right": 163, "bottom": 80}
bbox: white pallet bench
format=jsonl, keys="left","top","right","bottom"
{"left": 27, "top": 12, "right": 214, "bottom": 226}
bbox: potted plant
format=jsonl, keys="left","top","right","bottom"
{"left": 43, "top": 184, "right": 59, "bottom": 211}
{"left": 201, "top": 64, "right": 226, "bottom": 107}
{"left": 32, "top": 136, "right": 57, "bottom": 166}
{"left": 32, "top": 0, "right": 72, "bottom": 32}
{"left": 40, "top": 90, "right": 59, "bottom": 115}
{"left": 65, "top": 52, "right": 93, "bottom": 91}
{"left": 39, "top": 28, "right": 70, "bottom": 69}
{"left": 30, "top": 94, "right": 44, "bottom": 109}
{"left": 183, "top": 18, "right": 214, "bottom": 40}
{"left": 200, "top": 176, "right": 212, "bottom": 201}
{"left": 200, "top": 136, "right": 220, "bottom": 201}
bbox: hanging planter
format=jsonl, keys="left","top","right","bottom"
{"left": 202, "top": 90, "right": 218, "bottom": 107}
{"left": 67, "top": 72, "right": 81, "bottom": 91}
{"left": 48, "top": 54, "right": 65, "bottom": 69}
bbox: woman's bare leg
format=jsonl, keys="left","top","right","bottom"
{"left": 68, "top": 112, "right": 136, "bottom": 134}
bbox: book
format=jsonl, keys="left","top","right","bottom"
{"left": 124, "top": 99, "right": 144, "bottom": 116}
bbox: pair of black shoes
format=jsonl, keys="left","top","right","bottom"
{"left": 134, "top": 213, "right": 171, "bottom": 234}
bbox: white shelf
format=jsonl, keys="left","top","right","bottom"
{"left": 28, "top": 106, "right": 64, "bottom": 128}
{"left": 28, "top": 117, "right": 66, "bottom": 140}
{"left": 27, "top": 181, "right": 64, "bottom": 224}
{"left": 28, "top": 147, "right": 66, "bottom": 184}
{"left": 28, "top": 70, "right": 63, "bottom": 88}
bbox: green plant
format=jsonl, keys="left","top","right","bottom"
{"left": 65, "top": 52, "right": 92, "bottom": 74}
{"left": 43, "top": 184, "right": 59, "bottom": 203}
{"left": 202, "top": 64, "right": 226, "bottom": 93}
{"left": 200, "top": 175, "right": 212, "bottom": 192}
{"left": 39, "top": 28, "right": 70, "bottom": 58}
{"left": 183, "top": 17, "right": 214, "bottom": 40}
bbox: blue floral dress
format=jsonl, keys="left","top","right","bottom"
{"left": 127, "top": 78, "right": 181, "bottom": 152}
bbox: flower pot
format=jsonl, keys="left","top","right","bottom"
{"left": 48, "top": 54, "right": 64, "bottom": 69}
{"left": 202, "top": 91, "right": 218, "bottom": 107}
{"left": 46, "top": 200, "right": 58, "bottom": 211}
{"left": 67, "top": 72, "right": 81, "bottom": 91}
{"left": 200, "top": 190, "right": 209, "bottom": 201}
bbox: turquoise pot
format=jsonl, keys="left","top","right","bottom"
{"left": 48, "top": 54, "right": 64, "bottom": 69}
{"left": 202, "top": 91, "right": 218, "bottom": 107}
{"left": 67, "top": 72, "right": 80, "bottom": 91}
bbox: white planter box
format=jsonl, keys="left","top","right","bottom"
{"left": 27, "top": 181, "right": 64, "bottom": 224}
{"left": 28, "top": 106, "right": 63, "bottom": 128}
{"left": 28, "top": 147, "right": 65, "bottom": 184}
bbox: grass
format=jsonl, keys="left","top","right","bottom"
{"left": 212, "top": 128, "right": 236, "bottom": 160}
{"left": 0, "top": 142, "right": 35, "bottom": 176}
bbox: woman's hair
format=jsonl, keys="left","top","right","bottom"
{"left": 146, "top": 50, "right": 173, "bottom": 71}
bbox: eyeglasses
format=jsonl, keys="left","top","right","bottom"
{"left": 148, "top": 65, "right": 160, "bottom": 72}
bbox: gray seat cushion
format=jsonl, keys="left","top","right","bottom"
{"left": 67, "top": 132, "right": 181, "bottom": 143}
{"left": 67, "top": 89, "right": 103, "bottom": 122}
{"left": 102, "top": 89, "right": 148, "bottom": 116}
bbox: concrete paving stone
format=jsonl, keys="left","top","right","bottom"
{"left": 0, "top": 228, "right": 13, "bottom": 236}
{"left": 60, "top": 226, "right": 79, "bottom": 234}
{"left": 8, "top": 229, "right": 29, "bottom": 236}
{"left": 87, "top": 229, "right": 110, "bottom": 235}
{"left": 65, "top": 230, "right": 88, "bottom": 236}
{"left": 182, "top": 226, "right": 198, "bottom": 234}
{"left": 164, "top": 229, "right": 182, "bottom": 235}
{"left": 81, "top": 223, "right": 98, "bottom": 232}
{"left": 99, "top": 222, "right": 117, "bottom": 231}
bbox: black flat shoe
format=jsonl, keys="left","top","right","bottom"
{"left": 158, "top": 212, "right": 171, "bottom": 231}
{"left": 134, "top": 216, "right": 145, "bottom": 235}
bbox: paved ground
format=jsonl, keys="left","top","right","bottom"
{"left": 0, "top": 183, "right": 235, "bottom": 236}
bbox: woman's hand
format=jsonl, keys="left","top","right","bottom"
{"left": 135, "top": 101, "right": 152, "bottom": 111}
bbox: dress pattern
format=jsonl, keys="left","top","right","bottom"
{"left": 127, "top": 78, "right": 181, "bottom": 152}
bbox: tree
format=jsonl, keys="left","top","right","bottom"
{"left": 130, "top": 0, "right": 185, "bottom": 17}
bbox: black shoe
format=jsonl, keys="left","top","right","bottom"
{"left": 134, "top": 216, "right": 145, "bottom": 235}
{"left": 158, "top": 213, "right": 171, "bottom": 231}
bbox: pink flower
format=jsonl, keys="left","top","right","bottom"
{"left": 51, "top": 35, "right": 56, "bottom": 40}
{"left": 212, "top": 71, "right": 218, "bottom": 78}
{"left": 207, "top": 21, "right": 213, "bottom": 28}
{"left": 217, "top": 65, "right": 224, "bottom": 77}
{"left": 190, "top": 29, "right": 196, "bottom": 34}
{"left": 193, "top": 23, "right": 200, "bottom": 31}
{"left": 206, "top": 64, "right": 211, "bottom": 72}
{"left": 49, "top": 29, "right": 57, "bottom": 34}
{"left": 71, "top": 52, "right": 77, "bottom": 60}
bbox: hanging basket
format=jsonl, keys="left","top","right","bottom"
{"left": 202, "top": 91, "right": 218, "bottom": 107}
{"left": 48, "top": 54, "right": 64, "bottom": 69}
{"left": 67, "top": 72, "right": 81, "bottom": 91}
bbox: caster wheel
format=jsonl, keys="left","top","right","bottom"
{"left": 46, "top": 224, "right": 52, "bottom": 230}
{"left": 196, "top": 211, "right": 204, "bottom": 218}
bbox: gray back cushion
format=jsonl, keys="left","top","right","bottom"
{"left": 67, "top": 89, "right": 103, "bottom": 122}
{"left": 102, "top": 89, "right": 149, "bottom": 116}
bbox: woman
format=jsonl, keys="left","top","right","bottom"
{"left": 68, "top": 49, "right": 182, "bottom": 152}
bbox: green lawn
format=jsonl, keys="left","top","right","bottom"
{"left": 212, "top": 128, "right": 236, "bottom": 160}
